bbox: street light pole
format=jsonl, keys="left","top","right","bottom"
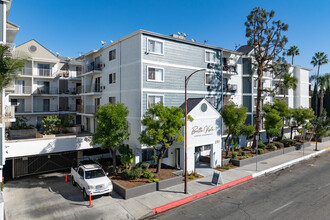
{"left": 184, "top": 68, "right": 206, "bottom": 194}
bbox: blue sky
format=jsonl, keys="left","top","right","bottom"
{"left": 9, "top": 0, "right": 330, "bottom": 75}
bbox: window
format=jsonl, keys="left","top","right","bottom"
{"left": 147, "top": 95, "right": 164, "bottom": 108}
{"left": 109, "top": 49, "right": 116, "bottom": 61}
{"left": 147, "top": 38, "right": 164, "bottom": 55}
{"left": 142, "top": 148, "right": 154, "bottom": 161}
{"left": 109, "top": 73, "right": 116, "bottom": 84}
{"left": 109, "top": 97, "right": 116, "bottom": 104}
{"left": 147, "top": 67, "right": 164, "bottom": 82}
{"left": 222, "top": 57, "right": 228, "bottom": 66}
{"left": 205, "top": 51, "right": 216, "bottom": 63}
{"left": 205, "top": 73, "right": 216, "bottom": 85}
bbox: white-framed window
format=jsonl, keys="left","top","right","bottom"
{"left": 205, "top": 72, "right": 216, "bottom": 85}
{"left": 205, "top": 50, "right": 216, "bottom": 63}
{"left": 147, "top": 66, "right": 164, "bottom": 82}
{"left": 147, "top": 38, "right": 164, "bottom": 55}
{"left": 147, "top": 94, "right": 164, "bottom": 109}
{"left": 109, "top": 73, "right": 116, "bottom": 84}
{"left": 109, "top": 49, "right": 116, "bottom": 61}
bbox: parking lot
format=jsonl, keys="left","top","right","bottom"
{"left": 3, "top": 172, "right": 143, "bottom": 220}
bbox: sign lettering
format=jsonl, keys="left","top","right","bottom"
{"left": 191, "top": 125, "right": 215, "bottom": 137}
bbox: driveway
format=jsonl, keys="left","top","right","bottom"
{"left": 3, "top": 172, "right": 138, "bottom": 220}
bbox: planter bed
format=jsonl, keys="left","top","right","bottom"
{"left": 228, "top": 142, "right": 311, "bottom": 167}
{"left": 110, "top": 166, "right": 182, "bottom": 200}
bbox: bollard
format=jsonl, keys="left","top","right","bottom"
{"left": 89, "top": 191, "right": 92, "bottom": 207}
{"left": 65, "top": 174, "right": 69, "bottom": 183}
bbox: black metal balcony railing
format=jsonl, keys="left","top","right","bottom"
{"left": 223, "top": 65, "right": 237, "bottom": 73}
{"left": 33, "top": 87, "right": 58, "bottom": 95}
{"left": 85, "top": 63, "right": 103, "bottom": 73}
{"left": 84, "top": 83, "right": 101, "bottom": 93}
{"left": 59, "top": 105, "right": 78, "bottom": 112}
{"left": 223, "top": 84, "right": 238, "bottom": 93}
{"left": 59, "top": 88, "right": 78, "bottom": 95}
{"left": 14, "top": 104, "right": 32, "bottom": 113}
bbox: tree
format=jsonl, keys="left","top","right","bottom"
{"left": 90, "top": 103, "right": 130, "bottom": 175}
{"left": 272, "top": 99, "right": 291, "bottom": 139}
{"left": 313, "top": 110, "right": 329, "bottom": 151}
{"left": 286, "top": 46, "right": 300, "bottom": 65}
{"left": 281, "top": 73, "right": 298, "bottom": 100}
{"left": 118, "top": 144, "right": 134, "bottom": 170}
{"left": 245, "top": 7, "right": 289, "bottom": 148}
{"left": 310, "top": 73, "right": 330, "bottom": 116}
{"left": 139, "top": 103, "right": 184, "bottom": 173}
{"left": 262, "top": 103, "right": 283, "bottom": 143}
{"left": 221, "top": 102, "right": 255, "bottom": 156}
{"left": 311, "top": 52, "right": 328, "bottom": 117}
{"left": 291, "top": 107, "right": 315, "bottom": 140}
{"left": 0, "top": 45, "right": 28, "bottom": 90}
{"left": 42, "top": 115, "right": 61, "bottom": 135}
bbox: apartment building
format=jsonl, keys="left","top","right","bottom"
{"left": 77, "top": 30, "right": 311, "bottom": 172}
{"left": 5, "top": 39, "right": 82, "bottom": 126}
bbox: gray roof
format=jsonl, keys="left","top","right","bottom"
{"left": 236, "top": 45, "right": 253, "bottom": 55}
{"left": 179, "top": 98, "right": 204, "bottom": 114}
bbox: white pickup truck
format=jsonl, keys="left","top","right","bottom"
{"left": 71, "top": 160, "right": 113, "bottom": 200}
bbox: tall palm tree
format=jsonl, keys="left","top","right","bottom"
{"left": 311, "top": 52, "right": 328, "bottom": 117}
{"left": 0, "top": 45, "right": 27, "bottom": 90}
{"left": 287, "top": 46, "right": 300, "bottom": 65}
{"left": 279, "top": 73, "right": 298, "bottom": 139}
{"left": 310, "top": 73, "right": 330, "bottom": 116}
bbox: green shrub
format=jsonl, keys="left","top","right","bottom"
{"left": 257, "top": 148, "right": 264, "bottom": 154}
{"left": 273, "top": 142, "right": 284, "bottom": 148}
{"left": 267, "top": 143, "right": 275, "bottom": 149}
{"left": 281, "top": 139, "right": 296, "bottom": 147}
{"left": 143, "top": 170, "right": 154, "bottom": 179}
{"left": 232, "top": 152, "right": 238, "bottom": 159}
{"left": 188, "top": 176, "right": 194, "bottom": 180}
{"left": 258, "top": 142, "right": 266, "bottom": 150}
{"left": 122, "top": 167, "right": 142, "bottom": 180}
{"left": 140, "top": 162, "right": 150, "bottom": 170}
{"left": 272, "top": 145, "right": 277, "bottom": 150}
{"left": 0, "top": 182, "right": 3, "bottom": 191}
{"left": 241, "top": 151, "right": 246, "bottom": 156}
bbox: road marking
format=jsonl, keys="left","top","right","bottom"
{"left": 270, "top": 201, "right": 293, "bottom": 214}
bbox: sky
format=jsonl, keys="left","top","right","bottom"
{"left": 8, "top": 0, "right": 330, "bottom": 75}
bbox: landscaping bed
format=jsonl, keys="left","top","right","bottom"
{"left": 222, "top": 140, "right": 311, "bottom": 167}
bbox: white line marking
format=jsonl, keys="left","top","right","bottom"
{"left": 270, "top": 201, "right": 293, "bottom": 214}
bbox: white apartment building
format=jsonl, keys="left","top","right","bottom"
{"left": 76, "top": 30, "right": 311, "bottom": 172}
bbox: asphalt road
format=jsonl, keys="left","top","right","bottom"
{"left": 148, "top": 151, "right": 330, "bottom": 220}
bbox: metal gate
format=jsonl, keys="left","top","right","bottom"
{"left": 13, "top": 152, "right": 76, "bottom": 178}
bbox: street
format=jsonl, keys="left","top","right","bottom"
{"left": 148, "top": 150, "right": 330, "bottom": 220}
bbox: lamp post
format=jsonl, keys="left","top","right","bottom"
{"left": 184, "top": 68, "right": 206, "bottom": 194}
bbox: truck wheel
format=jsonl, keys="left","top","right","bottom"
{"left": 83, "top": 189, "right": 89, "bottom": 201}
{"left": 72, "top": 177, "right": 77, "bottom": 186}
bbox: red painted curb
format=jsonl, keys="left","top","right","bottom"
{"left": 152, "top": 175, "right": 253, "bottom": 214}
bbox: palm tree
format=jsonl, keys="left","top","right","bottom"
{"left": 0, "top": 45, "right": 28, "bottom": 90}
{"left": 310, "top": 73, "right": 330, "bottom": 116}
{"left": 287, "top": 46, "right": 300, "bottom": 65}
{"left": 280, "top": 73, "right": 298, "bottom": 139}
{"left": 311, "top": 52, "right": 329, "bottom": 117}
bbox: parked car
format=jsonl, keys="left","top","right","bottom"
{"left": 71, "top": 160, "right": 113, "bottom": 200}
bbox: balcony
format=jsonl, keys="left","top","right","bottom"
{"left": 59, "top": 105, "right": 78, "bottom": 112}
{"left": 59, "top": 88, "right": 79, "bottom": 95}
{"left": 223, "top": 65, "right": 237, "bottom": 75}
{"left": 36, "top": 68, "right": 52, "bottom": 77}
{"left": 33, "top": 105, "right": 58, "bottom": 113}
{"left": 13, "top": 86, "right": 32, "bottom": 94}
{"left": 84, "top": 105, "right": 98, "bottom": 114}
{"left": 84, "top": 63, "right": 103, "bottom": 73}
{"left": 275, "top": 88, "right": 288, "bottom": 96}
{"left": 21, "top": 67, "right": 32, "bottom": 76}
{"left": 223, "top": 84, "right": 238, "bottom": 93}
{"left": 33, "top": 87, "right": 58, "bottom": 95}
{"left": 14, "top": 104, "right": 32, "bottom": 113}
{"left": 83, "top": 83, "right": 102, "bottom": 93}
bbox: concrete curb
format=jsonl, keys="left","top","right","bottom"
{"left": 150, "top": 148, "right": 329, "bottom": 217}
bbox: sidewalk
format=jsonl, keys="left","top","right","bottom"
{"left": 118, "top": 141, "right": 330, "bottom": 219}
